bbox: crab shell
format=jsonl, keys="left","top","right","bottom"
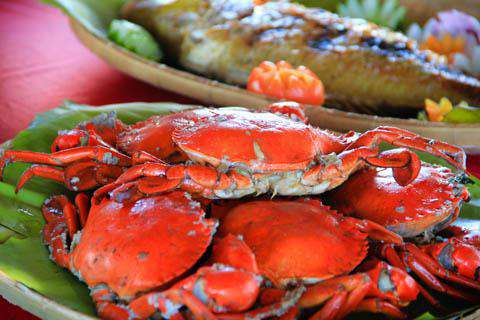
{"left": 117, "top": 111, "right": 199, "bottom": 162}
{"left": 217, "top": 199, "right": 396, "bottom": 287}
{"left": 70, "top": 191, "right": 217, "bottom": 300}
{"left": 326, "top": 163, "right": 470, "bottom": 238}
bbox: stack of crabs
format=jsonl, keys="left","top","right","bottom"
{"left": 2, "top": 102, "right": 480, "bottom": 320}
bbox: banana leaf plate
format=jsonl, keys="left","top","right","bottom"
{"left": 0, "top": 101, "right": 480, "bottom": 320}
{"left": 45, "top": 0, "right": 480, "bottom": 147}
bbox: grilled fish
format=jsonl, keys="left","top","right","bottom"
{"left": 122, "top": 0, "right": 480, "bottom": 115}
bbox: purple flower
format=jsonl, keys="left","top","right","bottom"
{"left": 425, "top": 10, "right": 480, "bottom": 45}
{"left": 406, "top": 10, "right": 480, "bottom": 77}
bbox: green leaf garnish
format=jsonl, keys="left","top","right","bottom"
{"left": 418, "top": 99, "right": 480, "bottom": 124}
{"left": 443, "top": 105, "right": 480, "bottom": 124}
{"left": 337, "top": 0, "right": 406, "bottom": 29}
{"left": 108, "top": 19, "right": 163, "bottom": 61}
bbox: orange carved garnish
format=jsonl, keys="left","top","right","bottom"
{"left": 420, "top": 34, "right": 466, "bottom": 63}
{"left": 247, "top": 61, "right": 325, "bottom": 105}
{"left": 425, "top": 97, "right": 453, "bottom": 122}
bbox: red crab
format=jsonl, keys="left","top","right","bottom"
{"left": 42, "top": 191, "right": 306, "bottom": 320}
{"left": 211, "top": 199, "right": 420, "bottom": 319}
{"left": 43, "top": 191, "right": 215, "bottom": 319}
{"left": 376, "top": 239, "right": 480, "bottom": 306}
{"left": 94, "top": 107, "right": 466, "bottom": 203}
{"left": 1, "top": 103, "right": 466, "bottom": 200}
{"left": 326, "top": 163, "right": 479, "bottom": 306}
{"left": 327, "top": 163, "right": 471, "bottom": 238}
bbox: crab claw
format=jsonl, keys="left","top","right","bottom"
{"left": 51, "top": 129, "right": 90, "bottom": 152}
{"left": 212, "top": 234, "right": 259, "bottom": 274}
{"left": 345, "top": 218, "right": 403, "bottom": 245}
{"left": 298, "top": 260, "right": 418, "bottom": 319}
{"left": 94, "top": 265, "right": 263, "bottom": 320}
{"left": 175, "top": 265, "right": 262, "bottom": 313}
{"left": 365, "top": 148, "right": 421, "bottom": 186}
{"left": 361, "top": 260, "right": 420, "bottom": 306}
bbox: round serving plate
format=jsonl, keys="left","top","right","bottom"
{"left": 69, "top": 18, "right": 480, "bottom": 147}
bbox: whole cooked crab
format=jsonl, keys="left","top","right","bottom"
{"left": 3, "top": 103, "right": 478, "bottom": 319}
{"left": 327, "top": 163, "right": 480, "bottom": 306}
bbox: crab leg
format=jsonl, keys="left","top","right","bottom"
{"left": 298, "top": 261, "right": 419, "bottom": 320}
{"left": 310, "top": 288, "right": 348, "bottom": 320}
{"left": 217, "top": 287, "right": 305, "bottom": 320}
{"left": 16, "top": 166, "right": 64, "bottom": 192}
{"left": 93, "top": 163, "right": 253, "bottom": 202}
{"left": 304, "top": 147, "right": 421, "bottom": 187}
{"left": 384, "top": 243, "right": 480, "bottom": 291}
{"left": 42, "top": 219, "right": 71, "bottom": 268}
{"left": 348, "top": 218, "right": 403, "bottom": 244}
{"left": 403, "top": 253, "right": 478, "bottom": 302}
{"left": 0, "top": 146, "right": 131, "bottom": 185}
{"left": 14, "top": 159, "right": 127, "bottom": 192}
{"left": 41, "top": 194, "right": 89, "bottom": 268}
{"left": 378, "top": 244, "right": 480, "bottom": 303}
{"left": 404, "top": 243, "right": 480, "bottom": 290}
{"left": 346, "top": 126, "right": 466, "bottom": 170}
{"left": 93, "top": 149, "right": 421, "bottom": 203}
{"left": 92, "top": 288, "right": 214, "bottom": 320}
{"left": 377, "top": 244, "right": 442, "bottom": 308}
{"left": 2, "top": 146, "right": 130, "bottom": 169}
{"left": 299, "top": 274, "right": 371, "bottom": 309}
{"left": 334, "top": 281, "right": 374, "bottom": 319}
{"left": 131, "top": 150, "right": 163, "bottom": 164}
{"left": 300, "top": 275, "right": 404, "bottom": 320}
{"left": 74, "top": 193, "right": 90, "bottom": 227}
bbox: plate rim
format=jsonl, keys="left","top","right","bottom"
{"left": 0, "top": 269, "right": 97, "bottom": 320}
{"left": 70, "top": 20, "right": 480, "bottom": 130}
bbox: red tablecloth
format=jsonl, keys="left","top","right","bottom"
{"left": 0, "top": 0, "right": 196, "bottom": 143}
{"left": 0, "top": 0, "right": 479, "bottom": 319}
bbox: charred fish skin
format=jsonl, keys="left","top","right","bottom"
{"left": 122, "top": 0, "right": 480, "bottom": 115}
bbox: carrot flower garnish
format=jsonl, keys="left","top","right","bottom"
{"left": 247, "top": 61, "right": 325, "bottom": 105}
